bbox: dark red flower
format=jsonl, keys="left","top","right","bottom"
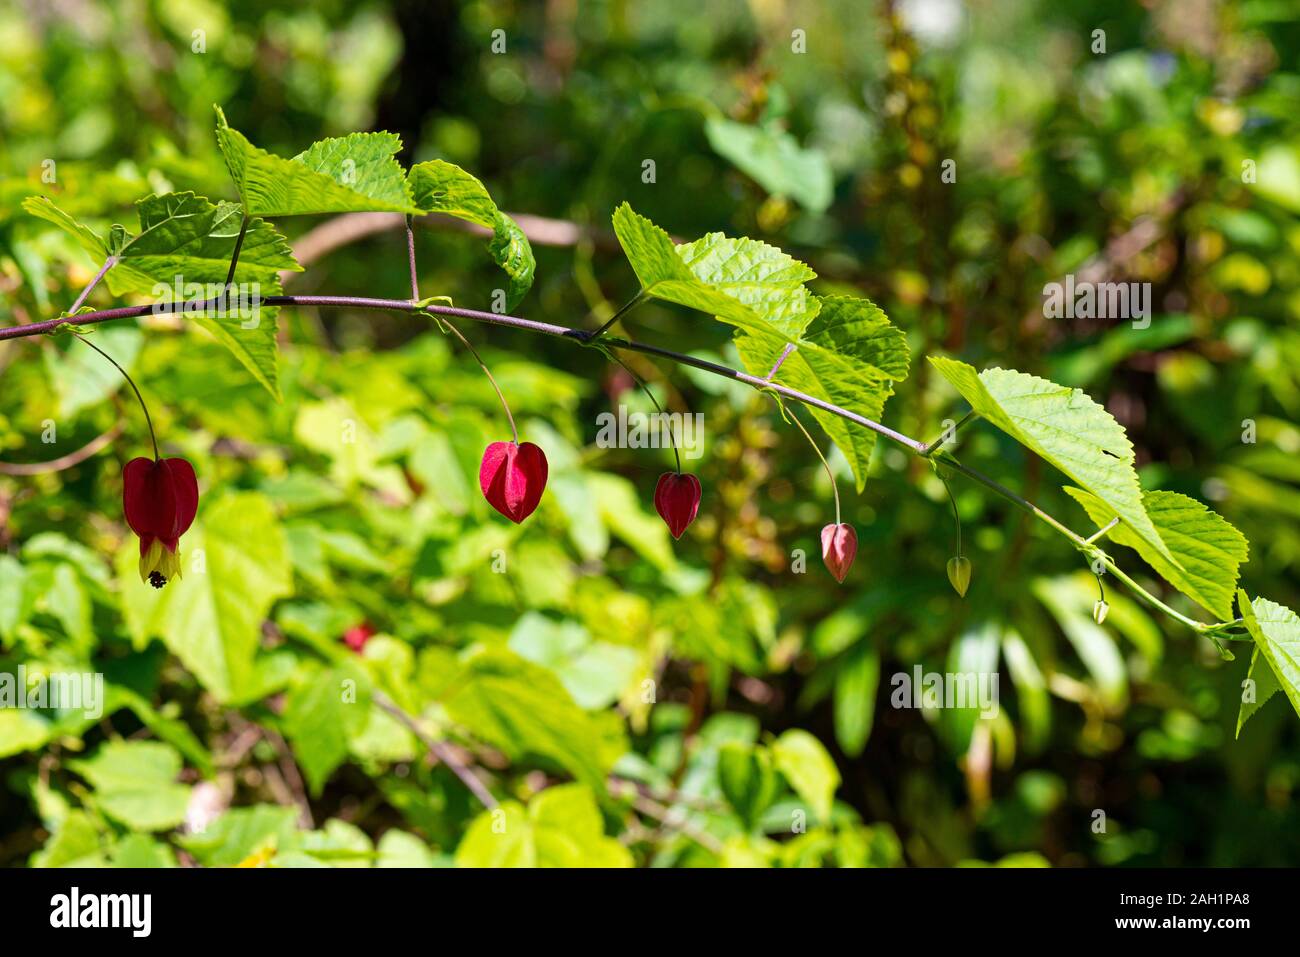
{"left": 342, "top": 623, "right": 376, "bottom": 652}
{"left": 123, "top": 456, "right": 198, "bottom": 588}
{"left": 654, "top": 472, "right": 701, "bottom": 540}
{"left": 479, "top": 441, "right": 548, "bottom": 523}
{"left": 820, "top": 522, "right": 857, "bottom": 583}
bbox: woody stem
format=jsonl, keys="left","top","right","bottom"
{"left": 69, "top": 256, "right": 117, "bottom": 313}
{"left": 73, "top": 334, "right": 159, "bottom": 461}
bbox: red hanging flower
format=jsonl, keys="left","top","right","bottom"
{"left": 479, "top": 441, "right": 548, "bottom": 523}
{"left": 654, "top": 472, "right": 701, "bottom": 539}
{"left": 342, "top": 623, "right": 376, "bottom": 652}
{"left": 821, "top": 522, "right": 857, "bottom": 583}
{"left": 123, "top": 456, "right": 198, "bottom": 589}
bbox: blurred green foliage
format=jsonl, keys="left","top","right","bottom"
{"left": 1, "top": 0, "right": 1299, "bottom": 868}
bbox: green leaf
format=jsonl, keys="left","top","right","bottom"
{"left": 718, "top": 743, "right": 781, "bottom": 829}
{"left": 771, "top": 728, "right": 840, "bottom": 822}
{"left": 1237, "top": 646, "right": 1281, "bottom": 737}
{"left": 442, "top": 647, "right": 624, "bottom": 791}
{"left": 833, "top": 643, "right": 879, "bottom": 757}
{"left": 1065, "top": 487, "right": 1248, "bottom": 621}
{"left": 705, "top": 116, "right": 834, "bottom": 213}
{"left": 31, "top": 811, "right": 106, "bottom": 868}
{"left": 106, "top": 834, "right": 178, "bottom": 868}
{"left": 676, "top": 232, "right": 820, "bottom": 338}
{"left": 1238, "top": 591, "right": 1300, "bottom": 724}
{"left": 179, "top": 805, "right": 300, "bottom": 867}
{"left": 408, "top": 159, "right": 535, "bottom": 309}
{"left": 377, "top": 830, "right": 440, "bottom": 868}
{"left": 215, "top": 106, "right": 419, "bottom": 216}
{"left": 507, "top": 612, "right": 640, "bottom": 710}
{"left": 117, "top": 492, "right": 292, "bottom": 703}
{"left": 24, "top": 192, "right": 300, "bottom": 295}
{"left": 24, "top": 192, "right": 294, "bottom": 399}
{"left": 929, "top": 357, "right": 1173, "bottom": 564}
{"left": 455, "top": 784, "right": 633, "bottom": 868}
{"left": 736, "top": 296, "right": 910, "bottom": 490}
{"left": 0, "top": 708, "right": 55, "bottom": 759}
{"left": 611, "top": 203, "right": 818, "bottom": 337}
{"left": 43, "top": 325, "right": 142, "bottom": 418}
{"left": 69, "top": 741, "right": 191, "bottom": 832}
{"left": 1001, "top": 628, "right": 1050, "bottom": 752}
{"left": 282, "top": 660, "right": 371, "bottom": 796}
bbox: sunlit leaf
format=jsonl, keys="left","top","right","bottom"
{"left": 930, "top": 357, "right": 1173, "bottom": 565}
{"left": 1066, "top": 487, "right": 1248, "bottom": 621}
{"left": 705, "top": 116, "right": 833, "bottom": 213}
{"left": 408, "top": 159, "right": 535, "bottom": 308}
{"left": 215, "top": 106, "right": 420, "bottom": 216}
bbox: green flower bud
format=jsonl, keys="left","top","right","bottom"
{"left": 946, "top": 556, "right": 971, "bottom": 597}
{"left": 1093, "top": 599, "right": 1110, "bottom": 625}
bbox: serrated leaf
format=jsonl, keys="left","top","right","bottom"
{"left": 24, "top": 192, "right": 293, "bottom": 399}
{"left": 441, "top": 647, "right": 623, "bottom": 791}
{"left": 117, "top": 492, "right": 292, "bottom": 704}
{"left": 736, "top": 296, "right": 910, "bottom": 490}
{"left": 408, "top": 159, "right": 535, "bottom": 308}
{"left": 611, "top": 203, "right": 817, "bottom": 337}
{"left": 676, "top": 232, "right": 819, "bottom": 338}
{"left": 929, "top": 357, "right": 1173, "bottom": 565}
{"left": 455, "top": 784, "right": 632, "bottom": 868}
{"left": 22, "top": 195, "right": 105, "bottom": 254}
{"left": 215, "top": 106, "right": 420, "bottom": 216}
{"left": 1237, "top": 646, "right": 1282, "bottom": 737}
{"left": 1238, "top": 591, "right": 1300, "bottom": 724}
{"left": 1065, "top": 487, "right": 1248, "bottom": 621}
{"left": 69, "top": 741, "right": 191, "bottom": 832}
{"left": 705, "top": 116, "right": 834, "bottom": 213}
{"left": 24, "top": 192, "right": 299, "bottom": 295}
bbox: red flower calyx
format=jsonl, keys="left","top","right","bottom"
{"left": 123, "top": 456, "right": 198, "bottom": 589}
{"left": 654, "top": 472, "right": 701, "bottom": 540}
{"left": 821, "top": 522, "right": 857, "bottom": 583}
{"left": 479, "top": 440, "right": 548, "bottom": 523}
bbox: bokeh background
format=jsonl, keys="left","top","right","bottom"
{"left": 1, "top": 0, "right": 1298, "bottom": 867}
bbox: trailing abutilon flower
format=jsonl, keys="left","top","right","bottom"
{"left": 479, "top": 440, "right": 548, "bottom": 523}
{"left": 123, "top": 456, "right": 198, "bottom": 589}
{"left": 821, "top": 523, "right": 858, "bottom": 583}
{"left": 654, "top": 472, "right": 701, "bottom": 539}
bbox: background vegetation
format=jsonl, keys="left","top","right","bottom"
{"left": 1, "top": 0, "right": 1298, "bottom": 867}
